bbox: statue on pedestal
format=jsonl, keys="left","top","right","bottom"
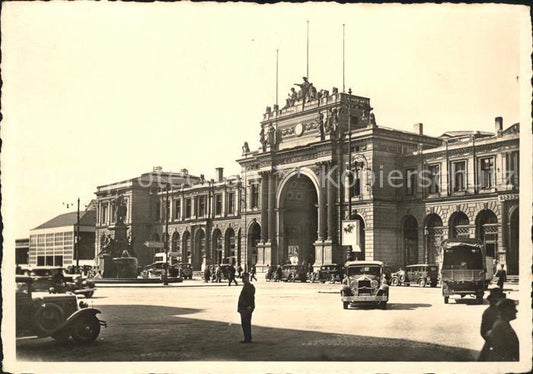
{"left": 115, "top": 195, "right": 127, "bottom": 225}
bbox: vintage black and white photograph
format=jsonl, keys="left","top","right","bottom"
{"left": 1, "top": 2, "right": 531, "bottom": 373}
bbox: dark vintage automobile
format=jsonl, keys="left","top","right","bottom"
{"left": 441, "top": 239, "right": 486, "bottom": 304}
{"left": 341, "top": 261, "right": 389, "bottom": 309}
{"left": 317, "top": 264, "right": 344, "bottom": 283}
{"left": 29, "top": 266, "right": 97, "bottom": 298}
{"left": 390, "top": 264, "right": 439, "bottom": 287}
{"left": 16, "top": 276, "right": 106, "bottom": 343}
{"left": 281, "top": 264, "right": 307, "bottom": 282}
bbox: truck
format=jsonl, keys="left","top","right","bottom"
{"left": 440, "top": 239, "right": 486, "bottom": 304}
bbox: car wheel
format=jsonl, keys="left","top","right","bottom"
{"left": 476, "top": 292, "right": 484, "bottom": 304}
{"left": 444, "top": 296, "right": 449, "bottom": 304}
{"left": 343, "top": 302, "right": 349, "bottom": 309}
{"left": 34, "top": 303, "right": 66, "bottom": 336}
{"left": 391, "top": 278, "right": 399, "bottom": 286}
{"left": 417, "top": 278, "right": 426, "bottom": 287}
{"left": 71, "top": 315, "right": 101, "bottom": 344}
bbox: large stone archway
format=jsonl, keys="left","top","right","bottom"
{"left": 247, "top": 221, "right": 261, "bottom": 268}
{"left": 278, "top": 173, "right": 318, "bottom": 266}
{"left": 193, "top": 229, "right": 206, "bottom": 271}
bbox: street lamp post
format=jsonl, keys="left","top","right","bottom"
{"left": 163, "top": 184, "right": 170, "bottom": 285}
{"left": 76, "top": 197, "right": 80, "bottom": 272}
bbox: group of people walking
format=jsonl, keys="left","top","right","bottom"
{"left": 203, "top": 264, "right": 257, "bottom": 286}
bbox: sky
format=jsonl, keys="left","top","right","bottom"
{"left": 1, "top": 2, "right": 530, "bottom": 241}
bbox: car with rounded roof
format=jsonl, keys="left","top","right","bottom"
{"left": 341, "top": 260, "right": 389, "bottom": 309}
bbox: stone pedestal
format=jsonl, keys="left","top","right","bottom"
{"left": 101, "top": 254, "right": 116, "bottom": 278}
{"left": 112, "top": 257, "right": 139, "bottom": 278}
{"left": 109, "top": 223, "right": 128, "bottom": 247}
{"left": 313, "top": 239, "right": 334, "bottom": 271}
{"left": 256, "top": 241, "right": 272, "bottom": 272}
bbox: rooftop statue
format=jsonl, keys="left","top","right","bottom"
{"left": 242, "top": 141, "right": 250, "bottom": 154}
{"left": 294, "top": 76, "right": 314, "bottom": 103}
{"left": 260, "top": 127, "right": 267, "bottom": 151}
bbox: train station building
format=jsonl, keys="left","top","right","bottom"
{"left": 94, "top": 78, "right": 520, "bottom": 275}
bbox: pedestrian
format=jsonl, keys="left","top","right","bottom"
{"left": 495, "top": 264, "right": 507, "bottom": 290}
{"left": 216, "top": 266, "right": 222, "bottom": 283}
{"left": 228, "top": 265, "right": 238, "bottom": 286}
{"left": 478, "top": 288, "right": 506, "bottom": 360}
{"left": 204, "top": 266, "right": 211, "bottom": 283}
{"left": 237, "top": 264, "right": 243, "bottom": 278}
{"left": 478, "top": 298, "right": 519, "bottom": 361}
{"left": 237, "top": 272, "right": 255, "bottom": 343}
{"left": 275, "top": 265, "right": 282, "bottom": 282}
{"left": 250, "top": 264, "right": 258, "bottom": 281}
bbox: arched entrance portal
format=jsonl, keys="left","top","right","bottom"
{"left": 225, "top": 228, "right": 236, "bottom": 265}
{"left": 212, "top": 229, "right": 222, "bottom": 264}
{"left": 171, "top": 231, "right": 181, "bottom": 261}
{"left": 402, "top": 215, "right": 419, "bottom": 265}
{"left": 193, "top": 229, "right": 206, "bottom": 271}
{"left": 279, "top": 174, "right": 318, "bottom": 265}
{"left": 475, "top": 209, "right": 498, "bottom": 260}
{"left": 508, "top": 207, "right": 519, "bottom": 275}
{"left": 449, "top": 211, "right": 470, "bottom": 239}
{"left": 425, "top": 214, "right": 443, "bottom": 264}
{"left": 182, "top": 231, "right": 191, "bottom": 264}
{"left": 248, "top": 222, "right": 261, "bottom": 269}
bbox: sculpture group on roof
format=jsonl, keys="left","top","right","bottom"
{"left": 284, "top": 77, "right": 318, "bottom": 108}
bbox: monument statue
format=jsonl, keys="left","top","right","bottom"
{"left": 115, "top": 195, "right": 127, "bottom": 224}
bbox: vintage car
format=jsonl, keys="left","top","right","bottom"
{"left": 281, "top": 264, "right": 307, "bottom": 282}
{"left": 441, "top": 239, "right": 486, "bottom": 304}
{"left": 341, "top": 261, "right": 389, "bottom": 309}
{"left": 390, "top": 264, "right": 439, "bottom": 287}
{"left": 29, "top": 266, "right": 96, "bottom": 298}
{"left": 16, "top": 276, "right": 106, "bottom": 343}
{"left": 317, "top": 264, "right": 344, "bottom": 283}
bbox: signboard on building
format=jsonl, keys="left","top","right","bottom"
{"left": 342, "top": 220, "right": 361, "bottom": 252}
{"left": 288, "top": 245, "right": 299, "bottom": 264}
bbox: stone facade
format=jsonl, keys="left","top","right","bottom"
{"left": 94, "top": 81, "right": 520, "bottom": 275}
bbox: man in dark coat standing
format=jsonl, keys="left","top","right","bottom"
{"left": 495, "top": 264, "right": 507, "bottom": 290}
{"left": 479, "top": 298, "right": 519, "bottom": 361}
{"left": 237, "top": 272, "right": 255, "bottom": 343}
{"left": 478, "top": 288, "right": 506, "bottom": 360}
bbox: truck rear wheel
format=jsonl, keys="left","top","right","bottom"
{"left": 343, "top": 302, "right": 349, "bottom": 309}
{"left": 444, "top": 296, "right": 449, "bottom": 304}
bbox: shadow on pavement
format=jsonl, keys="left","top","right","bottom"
{"left": 386, "top": 303, "right": 432, "bottom": 310}
{"left": 17, "top": 304, "right": 479, "bottom": 361}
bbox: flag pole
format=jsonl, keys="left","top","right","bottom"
{"left": 343, "top": 24, "right": 345, "bottom": 93}
{"left": 306, "top": 20, "right": 309, "bottom": 79}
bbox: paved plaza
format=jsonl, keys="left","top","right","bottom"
{"left": 17, "top": 279, "right": 519, "bottom": 361}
